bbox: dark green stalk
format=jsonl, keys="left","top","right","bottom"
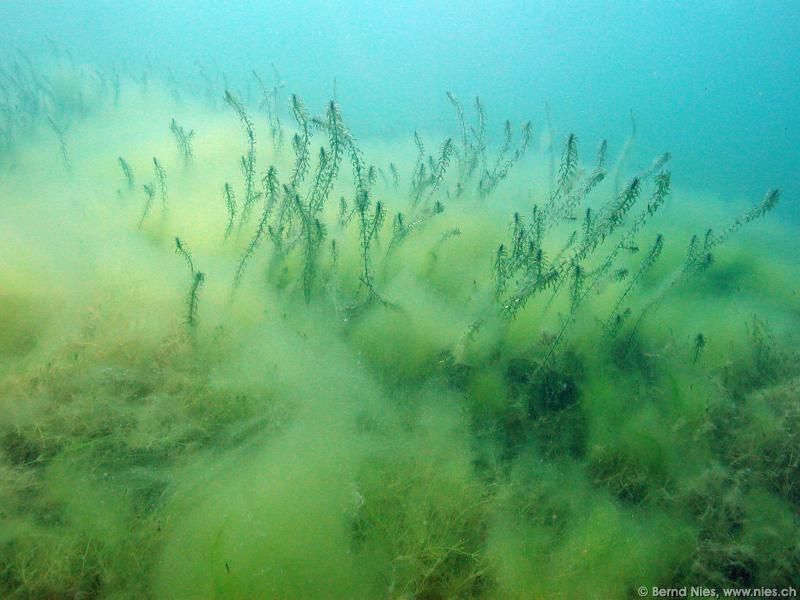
{"left": 305, "top": 101, "right": 346, "bottom": 216}
{"left": 46, "top": 116, "right": 70, "bottom": 172}
{"left": 386, "top": 201, "right": 444, "bottom": 252}
{"left": 170, "top": 118, "right": 195, "bottom": 164}
{"left": 411, "top": 131, "right": 426, "bottom": 204}
{"left": 356, "top": 190, "right": 385, "bottom": 294}
{"left": 493, "top": 244, "right": 510, "bottom": 299}
{"left": 225, "top": 90, "right": 259, "bottom": 228}
{"left": 233, "top": 166, "right": 280, "bottom": 289}
{"left": 428, "top": 137, "right": 455, "bottom": 201}
{"left": 299, "top": 209, "right": 326, "bottom": 304}
{"left": 546, "top": 143, "right": 607, "bottom": 228}
{"left": 289, "top": 94, "right": 311, "bottom": 191}
{"left": 118, "top": 156, "right": 134, "bottom": 190}
{"left": 446, "top": 91, "right": 468, "bottom": 175}
{"left": 468, "top": 96, "right": 487, "bottom": 180}
{"left": 253, "top": 69, "right": 284, "bottom": 151}
{"left": 175, "top": 237, "right": 195, "bottom": 275}
{"left": 569, "top": 262, "right": 585, "bottom": 315}
{"left": 152, "top": 157, "right": 168, "bottom": 211}
{"left": 693, "top": 333, "right": 706, "bottom": 363}
{"left": 545, "top": 133, "right": 579, "bottom": 209}
{"left": 223, "top": 183, "right": 236, "bottom": 240}
{"left": 596, "top": 139, "right": 608, "bottom": 170}
{"left": 604, "top": 234, "right": 664, "bottom": 335}
{"left": 175, "top": 237, "right": 204, "bottom": 329}
{"left": 709, "top": 189, "right": 780, "bottom": 248}
{"left": 479, "top": 122, "right": 532, "bottom": 197}
{"left": 581, "top": 171, "right": 671, "bottom": 299}
{"left": 138, "top": 183, "right": 156, "bottom": 229}
{"left": 186, "top": 271, "right": 205, "bottom": 329}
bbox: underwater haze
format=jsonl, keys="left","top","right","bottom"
{"left": 2, "top": 0, "right": 799, "bottom": 205}
{"left": 1, "top": 1, "right": 799, "bottom": 599}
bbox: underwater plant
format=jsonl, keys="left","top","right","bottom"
{"left": 118, "top": 156, "right": 134, "bottom": 189}
{"left": 46, "top": 115, "right": 70, "bottom": 172}
{"left": 225, "top": 90, "right": 260, "bottom": 228}
{"left": 138, "top": 182, "right": 156, "bottom": 229}
{"left": 222, "top": 182, "right": 236, "bottom": 240}
{"left": 253, "top": 68, "right": 284, "bottom": 152}
{"left": 152, "top": 156, "right": 168, "bottom": 211}
{"left": 169, "top": 118, "right": 195, "bottom": 164}
{"left": 233, "top": 165, "right": 279, "bottom": 290}
{"left": 176, "top": 236, "right": 204, "bottom": 329}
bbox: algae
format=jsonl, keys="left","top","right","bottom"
{"left": 0, "top": 52, "right": 798, "bottom": 599}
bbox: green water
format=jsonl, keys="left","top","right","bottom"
{"left": 0, "top": 54, "right": 798, "bottom": 599}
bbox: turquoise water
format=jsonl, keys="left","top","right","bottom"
{"left": 1, "top": 1, "right": 798, "bottom": 204}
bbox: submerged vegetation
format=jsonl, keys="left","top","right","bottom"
{"left": 0, "top": 48, "right": 798, "bottom": 599}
